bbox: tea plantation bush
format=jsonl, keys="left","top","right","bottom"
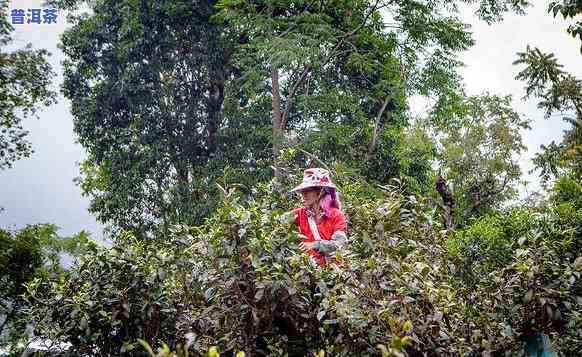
{"left": 21, "top": 176, "right": 582, "bottom": 356}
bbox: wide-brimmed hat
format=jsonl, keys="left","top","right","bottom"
{"left": 290, "top": 168, "right": 337, "bottom": 193}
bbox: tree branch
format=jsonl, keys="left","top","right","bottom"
{"left": 366, "top": 95, "right": 391, "bottom": 161}
{"left": 271, "top": 64, "right": 284, "bottom": 176}
{"left": 462, "top": 175, "right": 510, "bottom": 219}
{"left": 280, "top": 0, "right": 382, "bottom": 127}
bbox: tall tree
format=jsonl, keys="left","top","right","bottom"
{"left": 430, "top": 94, "right": 530, "bottom": 227}
{"left": 216, "top": 0, "right": 527, "bottom": 182}
{"left": 0, "top": 0, "right": 56, "bottom": 170}
{"left": 57, "top": 0, "right": 530, "bottom": 234}
{"left": 57, "top": 0, "right": 236, "bottom": 234}
{"left": 514, "top": 46, "right": 582, "bottom": 182}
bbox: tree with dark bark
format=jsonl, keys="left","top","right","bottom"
{"left": 57, "top": 0, "right": 235, "bottom": 234}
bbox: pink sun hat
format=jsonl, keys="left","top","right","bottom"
{"left": 290, "top": 168, "right": 338, "bottom": 193}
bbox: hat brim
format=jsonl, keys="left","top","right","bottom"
{"left": 290, "top": 182, "right": 337, "bottom": 193}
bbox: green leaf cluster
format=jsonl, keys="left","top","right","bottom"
{"left": 22, "top": 170, "right": 582, "bottom": 355}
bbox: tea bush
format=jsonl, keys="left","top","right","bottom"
{"left": 23, "top": 176, "right": 582, "bottom": 356}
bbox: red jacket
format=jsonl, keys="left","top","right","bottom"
{"left": 293, "top": 207, "right": 347, "bottom": 265}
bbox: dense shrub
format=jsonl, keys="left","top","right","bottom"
{"left": 24, "top": 233, "right": 204, "bottom": 356}
{"left": 447, "top": 204, "right": 582, "bottom": 355}
{"left": 23, "top": 175, "right": 582, "bottom": 356}
{"left": 0, "top": 224, "right": 89, "bottom": 352}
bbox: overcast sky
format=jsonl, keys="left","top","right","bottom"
{"left": 1, "top": 0, "right": 580, "bottom": 239}
{"left": 1, "top": 0, "right": 104, "bottom": 239}
{"left": 456, "top": 3, "right": 581, "bottom": 200}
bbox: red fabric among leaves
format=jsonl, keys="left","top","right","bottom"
{"left": 293, "top": 207, "right": 347, "bottom": 265}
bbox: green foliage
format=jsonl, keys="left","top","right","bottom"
{"left": 393, "top": 124, "right": 437, "bottom": 194}
{"left": 10, "top": 1, "right": 580, "bottom": 355}
{"left": 0, "top": 0, "right": 57, "bottom": 169}
{"left": 429, "top": 94, "right": 530, "bottom": 224}
{"left": 24, "top": 170, "right": 582, "bottom": 355}
{"left": 58, "top": 0, "right": 239, "bottom": 233}
{"left": 216, "top": 0, "right": 478, "bottom": 185}
{"left": 531, "top": 141, "right": 567, "bottom": 186}
{"left": 0, "top": 227, "right": 44, "bottom": 305}
{"left": 447, "top": 209, "right": 536, "bottom": 287}
{"left": 0, "top": 226, "right": 42, "bottom": 349}
{"left": 514, "top": 46, "right": 582, "bottom": 182}
{"left": 514, "top": 46, "right": 565, "bottom": 100}
{"left": 138, "top": 342, "right": 246, "bottom": 357}
{"left": 552, "top": 173, "right": 582, "bottom": 208}
{"left": 26, "top": 231, "right": 204, "bottom": 356}
{"left": 0, "top": 224, "right": 89, "bottom": 351}
{"left": 548, "top": 1, "right": 582, "bottom": 52}
{"left": 52, "top": 0, "right": 535, "bottom": 236}
{"left": 447, "top": 203, "right": 582, "bottom": 355}
{"left": 468, "top": 0, "right": 530, "bottom": 23}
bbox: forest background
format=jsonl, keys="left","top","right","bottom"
{"left": 1, "top": 0, "right": 582, "bottom": 356}
{"left": 1, "top": 0, "right": 581, "bottom": 239}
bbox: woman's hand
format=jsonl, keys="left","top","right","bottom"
{"left": 299, "top": 241, "right": 317, "bottom": 251}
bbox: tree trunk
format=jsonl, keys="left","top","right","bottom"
{"left": 435, "top": 174, "right": 455, "bottom": 230}
{"left": 206, "top": 78, "right": 225, "bottom": 159}
{"left": 271, "top": 64, "right": 283, "bottom": 176}
{"left": 366, "top": 96, "right": 391, "bottom": 162}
